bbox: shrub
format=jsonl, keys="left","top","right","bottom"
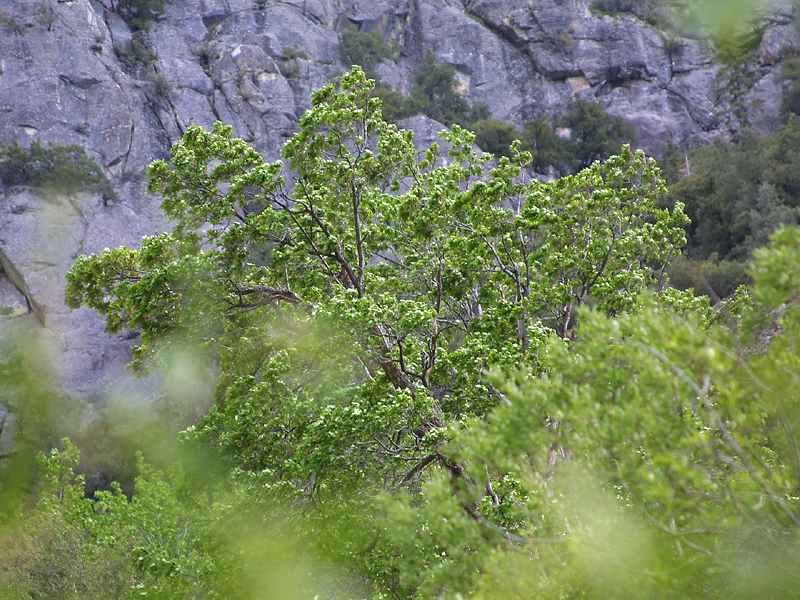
{"left": 367, "top": 53, "right": 489, "bottom": 128}
{"left": 0, "top": 10, "right": 23, "bottom": 34}
{"left": 118, "top": 32, "right": 158, "bottom": 68}
{"left": 521, "top": 101, "right": 634, "bottom": 174}
{"left": 782, "top": 55, "right": 800, "bottom": 117}
{"left": 340, "top": 25, "right": 395, "bottom": 76}
{"left": 712, "top": 25, "right": 765, "bottom": 65}
{"left": 148, "top": 71, "right": 171, "bottom": 100}
{"left": 522, "top": 117, "right": 571, "bottom": 173}
{"left": 36, "top": 1, "right": 56, "bottom": 31}
{"left": 116, "top": 0, "right": 166, "bottom": 31}
{"left": 590, "top": 0, "right": 666, "bottom": 25}
{"left": 410, "top": 53, "right": 488, "bottom": 127}
{"left": 0, "top": 142, "right": 115, "bottom": 200}
{"left": 561, "top": 99, "right": 636, "bottom": 168}
{"left": 372, "top": 85, "right": 419, "bottom": 122}
{"left": 668, "top": 255, "right": 750, "bottom": 300}
{"left": 0, "top": 512, "right": 132, "bottom": 600}
{"left": 283, "top": 46, "right": 309, "bottom": 61}
{"left": 473, "top": 119, "right": 522, "bottom": 157}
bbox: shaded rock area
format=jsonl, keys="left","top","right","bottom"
{"left": 0, "top": 0, "right": 798, "bottom": 403}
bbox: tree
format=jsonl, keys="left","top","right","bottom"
{"left": 63, "top": 67, "right": 689, "bottom": 595}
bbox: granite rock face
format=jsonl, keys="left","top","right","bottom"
{"left": 0, "top": 0, "right": 798, "bottom": 402}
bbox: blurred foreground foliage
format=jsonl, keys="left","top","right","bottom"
{"left": 2, "top": 68, "right": 800, "bottom": 598}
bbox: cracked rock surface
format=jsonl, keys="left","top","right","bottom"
{"left": 0, "top": 0, "right": 798, "bottom": 402}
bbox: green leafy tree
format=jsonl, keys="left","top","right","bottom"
{"left": 63, "top": 66, "right": 687, "bottom": 594}
{"left": 374, "top": 228, "right": 800, "bottom": 597}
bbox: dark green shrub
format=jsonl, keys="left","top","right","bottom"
{"left": 0, "top": 142, "right": 115, "bottom": 200}
{"left": 592, "top": 0, "right": 641, "bottom": 15}
{"left": 473, "top": 119, "right": 522, "bottom": 157}
{"left": 117, "top": 0, "right": 166, "bottom": 31}
{"left": 36, "top": 1, "right": 56, "bottom": 31}
{"left": 119, "top": 32, "right": 158, "bottom": 68}
{"left": 148, "top": 71, "right": 171, "bottom": 100}
{"left": 283, "top": 46, "right": 309, "bottom": 61}
{"left": 561, "top": 99, "right": 636, "bottom": 169}
{"left": 782, "top": 55, "right": 800, "bottom": 118}
{"left": 712, "top": 25, "right": 765, "bottom": 65}
{"left": 590, "top": 0, "right": 671, "bottom": 27}
{"left": 522, "top": 117, "right": 571, "bottom": 173}
{"left": 668, "top": 255, "right": 749, "bottom": 300}
{"left": 372, "top": 86, "right": 419, "bottom": 123}
{"left": 0, "top": 10, "right": 23, "bottom": 34}
{"left": 367, "top": 54, "right": 488, "bottom": 128}
{"left": 410, "top": 53, "right": 488, "bottom": 127}
{"left": 521, "top": 101, "right": 634, "bottom": 174}
{"left": 340, "top": 25, "right": 395, "bottom": 76}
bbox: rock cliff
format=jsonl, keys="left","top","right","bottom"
{"left": 1, "top": 0, "right": 798, "bottom": 401}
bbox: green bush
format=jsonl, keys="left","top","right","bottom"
{"left": 409, "top": 53, "right": 489, "bottom": 127}
{"left": 521, "top": 101, "right": 635, "bottom": 174}
{"left": 712, "top": 25, "right": 765, "bottom": 65}
{"left": 0, "top": 10, "right": 23, "bottom": 34}
{"left": 340, "top": 25, "right": 395, "bottom": 77}
{"left": 560, "top": 99, "right": 636, "bottom": 168}
{"left": 372, "top": 85, "right": 419, "bottom": 122}
{"left": 473, "top": 119, "right": 522, "bottom": 157}
{"left": 148, "top": 71, "right": 171, "bottom": 100}
{"left": 522, "top": 117, "right": 570, "bottom": 173}
{"left": 782, "top": 55, "right": 800, "bottom": 117}
{"left": 369, "top": 53, "right": 489, "bottom": 128}
{"left": 116, "top": 0, "right": 166, "bottom": 31}
{"left": 35, "top": 1, "right": 56, "bottom": 31}
{"left": 0, "top": 142, "right": 115, "bottom": 200}
{"left": 118, "top": 31, "right": 157, "bottom": 69}
{"left": 590, "top": 0, "right": 675, "bottom": 30}
{"left": 283, "top": 46, "right": 309, "bottom": 61}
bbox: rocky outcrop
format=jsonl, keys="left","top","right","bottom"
{"left": 0, "top": 0, "right": 798, "bottom": 402}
